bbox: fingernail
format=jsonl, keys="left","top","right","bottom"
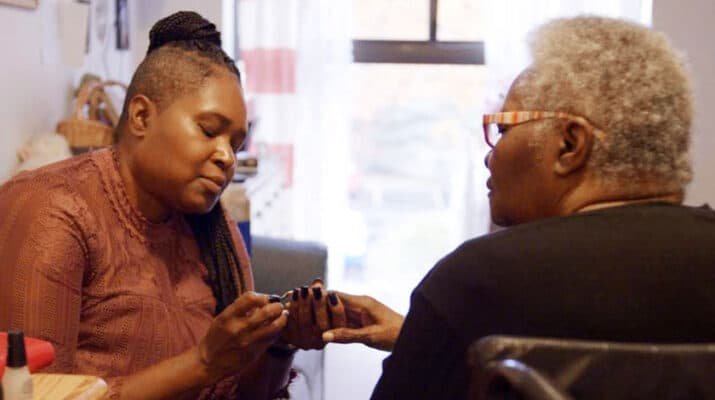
{"left": 312, "top": 277, "right": 324, "bottom": 285}
{"left": 323, "top": 332, "right": 334, "bottom": 342}
{"left": 292, "top": 288, "right": 299, "bottom": 301}
{"left": 300, "top": 286, "right": 309, "bottom": 299}
{"left": 313, "top": 287, "right": 322, "bottom": 300}
{"left": 268, "top": 295, "right": 282, "bottom": 303}
{"left": 328, "top": 291, "right": 338, "bottom": 306}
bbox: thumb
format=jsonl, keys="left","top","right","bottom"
{"left": 323, "top": 326, "right": 380, "bottom": 345}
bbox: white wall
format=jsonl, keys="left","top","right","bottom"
{"left": 653, "top": 0, "right": 715, "bottom": 205}
{"left": 129, "top": 0, "right": 224, "bottom": 68}
{"left": 0, "top": 0, "right": 133, "bottom": 180}
{"left": 0, "top": 0, "right": 75, "bottom": 180}
{"left": 0, "top": 0, "right": 226, "bottom": 181}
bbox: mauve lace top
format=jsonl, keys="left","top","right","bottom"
{"left": 0, "top": 148, "right": 254, "bottom": 398}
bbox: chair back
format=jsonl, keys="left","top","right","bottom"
{"left": 468, "top": 335, "right": 715, "bottom": 400}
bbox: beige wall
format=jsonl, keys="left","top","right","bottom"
{"left": 653, "top": 0, "right": 715, "bottom": 205}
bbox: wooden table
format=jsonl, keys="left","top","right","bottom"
{"left": 32, "top": 373, "right": 107, "bottom": 400}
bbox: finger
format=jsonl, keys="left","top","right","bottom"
{"left": 298, "top": 285, "right": 312, "bottom": 328}
{"left": 322, "top": 325, "right": 381, "bottom": 345}
{"left": 287, "top": 288, "right": 300, "bottom": 330}
{"left": 310, "top": 286, "right": 328, "bottom": 332}
{"left": 310, "top": 280, "right": 326, "bottom": 324}
{"left": 250, "top": 310, "right": 289, "bottom": 342}
{"left": 303, "top": 282, "right": 326, "bottom": 348}
{"left": 328, "top": 291, "right": 347, "bottom": 329}
{"left": 244, "top": 302, "right": 285, "bottom": 331}
{"left": 332, "top": 291, "right": 371, "bottom": 308}
{"left": 219, "top": 291, "right": 267, "bottom": 321}
{"left": 332, "top": 291, "right": 373, "bottom": 327}
{"left": 280, "top": 290, "right": 299, "bottom": 345}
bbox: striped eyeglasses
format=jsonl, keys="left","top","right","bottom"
{"left": 483, "top": 111, "right": 605, "bottom": 148}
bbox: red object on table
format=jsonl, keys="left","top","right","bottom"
{"left": 0, "top": 332, "right": 56, "bottom": 378}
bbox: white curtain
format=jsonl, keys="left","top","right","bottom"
{"left": 238, "top": 0, "right": 352, "bottom": 248}
{"left": 462, "top": 0, "right": 653, "bottom": 238}
{"left": 293, "top": 0, "right": 352, "bottom": 248}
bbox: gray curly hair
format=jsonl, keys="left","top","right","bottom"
{"left": 514, "top": 16, "right": 693, "bottom": 190}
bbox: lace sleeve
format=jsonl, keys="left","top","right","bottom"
{"left": 0, "top": 175, "right": 91, "bottom": 374}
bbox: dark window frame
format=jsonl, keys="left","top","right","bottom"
{"left": 352, "top": 0, "right": 485, "bottom": 65}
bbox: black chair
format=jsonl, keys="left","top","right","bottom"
{"left": 468, "top": 336, "right": 715, "bottom": 400}
{"left": 251, "top": 236, "right": 328, "bottom": 400}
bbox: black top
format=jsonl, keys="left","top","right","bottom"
{"left": 371, "top": 203, "right": 715, "bottom": 400}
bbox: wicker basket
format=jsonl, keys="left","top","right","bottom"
{"left": 57, "top": 80, "right": 127, "bottom": 148}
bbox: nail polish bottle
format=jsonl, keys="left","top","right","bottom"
{"left": 2, "top": 331, "right": 33, "bottom": 400}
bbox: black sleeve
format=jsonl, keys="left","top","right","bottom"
{"left": 370, "top": 290, "right": 467, "bottom": 400}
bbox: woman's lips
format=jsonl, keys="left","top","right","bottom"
{"left": 200, "top": 176, "right": 225, "bottom": 193}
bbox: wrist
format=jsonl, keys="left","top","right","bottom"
{"left": 193, "top": 345, "right": 221, "bottom": 386}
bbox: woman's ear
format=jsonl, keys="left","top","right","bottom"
{"left": 553, "top": 122, "right": 594, "bottom": 176}
{"left": 126, "top": 95, "right": 156, "bottom": 138}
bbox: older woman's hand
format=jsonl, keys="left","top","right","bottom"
{"left": 281, "top": 279, "right": 348, "bottom": 349}
{"left": 198, "top": 291, "right": 288, "bottom": 382}
{"left": 321, "top": 292, "right": 404, "bottom": 352}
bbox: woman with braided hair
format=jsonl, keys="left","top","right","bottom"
{"left": 0, "top": 11, "right": 342, "bottom": 399}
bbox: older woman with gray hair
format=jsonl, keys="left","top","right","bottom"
{"left": 322, "top": 16, "right": 715, "bottom": 399}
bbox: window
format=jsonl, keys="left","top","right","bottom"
{"left": 327, "top": 4, "right": 489, "bottom": 398}
{"left": 352, "top": 0, "right": 485, "bottom": 64}
{"left": 352, "top": 0, "right": 430, "bottom": 40}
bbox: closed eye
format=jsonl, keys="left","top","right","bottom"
{"left": 231, "top": 132, "right": 247, "bottom": 153}
{"left": 231, "top": 139, "right": 245, "bottom": 153}
{"left": 200, "top": 125, "right": 217, "bottom": 138}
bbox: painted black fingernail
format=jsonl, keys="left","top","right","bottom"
{"left": 301, "top": 286, "right": 309, "bottom": 299}
{"left": 328, "top": 292, "right": 338, "bottom": 306}
{"left": 268, "top": 295, "right": 282, "bottom": 303}
{"left": 313, "top": 287, "right": 322, "bottom": 300}
{"left": 292, "top": 288, "right": 299, "bottom": 301}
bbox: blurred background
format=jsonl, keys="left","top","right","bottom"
{"left": 2, "top": 1, "right": 714, "bottom": 399}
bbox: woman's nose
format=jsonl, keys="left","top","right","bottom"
{"left": 484, "top": 150, "right": 492, "bottom": 169}
{"left": 214, "top": 144, "right": 236, "bottom": 171}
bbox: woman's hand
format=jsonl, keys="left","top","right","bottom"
{"left": 281, "top": 279, "right": 348, "bottom": 350}
{"left": 198, "top": 291, "right": 288, "bottom": 383}
{"left": 321, "top": 292, "right": 404, "bottom": 352}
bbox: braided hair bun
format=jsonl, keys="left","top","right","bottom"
{"left": 147, "top": 11, "right": 222, "bottom": 54}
